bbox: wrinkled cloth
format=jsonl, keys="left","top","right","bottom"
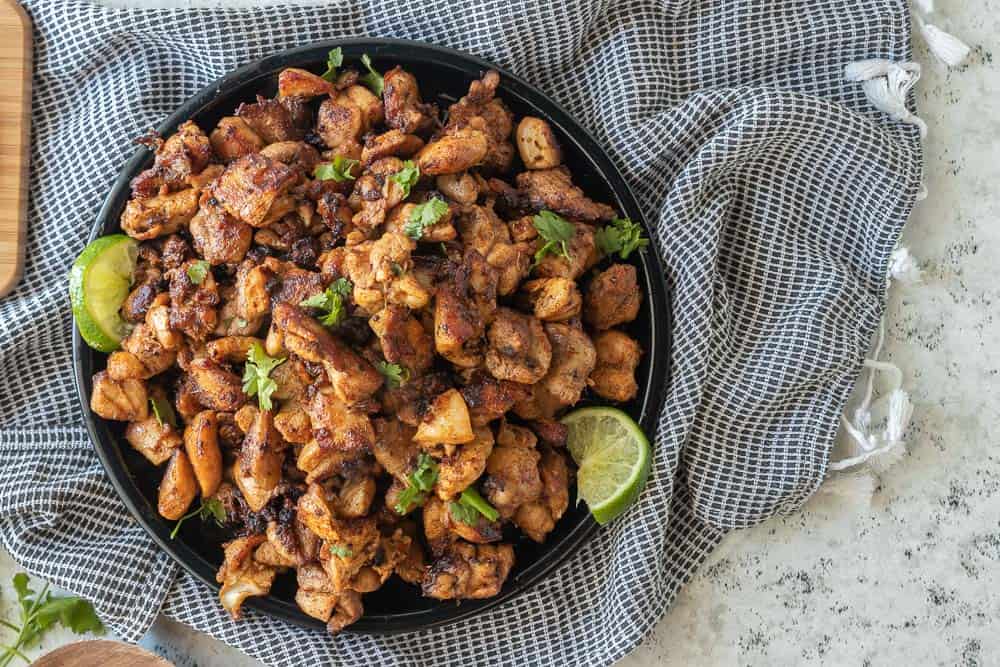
{"left": 0, "top": 1, "right": 920, "bottom": 665}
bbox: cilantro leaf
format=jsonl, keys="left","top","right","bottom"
{"left": 186, "top": 259, "right": 211, "bottom": 285}
{"left": 149, "top": 395, "right": 177, "bottom": 429}
{"left": 403, "top": 198, "right": 449, "bottom": 240}
{"left": 393, "top": 453, "right": 438, "bottom": 514}
{"left": 329, "top": 544, "right": 354, "bottom": 558}
{"left": 448, "top": 487, "right": 500, "bottom": 525}
{"left": 314, "top": 155, "right": 359, "bottom": 182}
{"left": 241, "top": 342, "right": 286, "bottom": 411}
{"left": 169, "top": 497, "right": 227, "bottom": 540}
{"left": 389, "top": 160, "right": 420, "bottom": 199}
{"left": 594, "top": 217, "right": 650, "bottom": 259}
{"left": 319, "top": 47, "right": 343, "bottom": 82}
{"left": 359, "top": 53, "right": 384, "bottom": 96}
{"left": 376, "top": 361, "right": 410, "bottom": 389}
{"left": 300, "top": 278, "right": 353, "bottom": 327}
{"left": 532, "top": 210, "right": 575, "bottom": 264}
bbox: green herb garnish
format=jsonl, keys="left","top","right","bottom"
{"left": 149, "top": 395, "right": 178, "bottom": 429}
{"left": 594, "top": 217, "right": 649, "bottom": 259}
{"left": 448, "top": 487, "right": 500, "bottom": 525}
{"left": 403, "top": 199, "right": 449, "bottom": 240}
{"left": 389, "top": 160, "right": 420, "bottom": 199}
{"left": 314, "top": 155, "right": 359, "bottom": 182}
{"left": 329, "top": 544, "right": 354, "bottom": 558}
{"left": 359, "top": 53, "right": 384, "bottom": 96}
{"left": 169, "top": 497, "right": 226, "bottom": 540}
{"left": 532, "top": 210, "right": 574, "bottom": 264}
{"left": 300, "top": 278, "right": 353, "bottom": 327}
{"left": 0, "top": 573, "right": 103, "bottom": 666}
{"left": 394, "top": 453, "right": 438, "bottom": 514}
{"left": 376, "top": 361, "right": 409, "bottom": 389}
{"left": 319, "top": 47, "right": 343, "bottom": 82}
{"left": 241, "top": 342, "right": 286, "bottom": 411}
{"left": 186, "top": 259, "right": 211, "bottom": 285}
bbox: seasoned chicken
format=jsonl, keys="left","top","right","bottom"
{"left": 211, "top": 154, "right": 298, "bottom": 227}
{"left": 91, "top": 371, "right": 148, "bottom": 421}
{"left": 533, "top": 221, "right": 598, "bottom": 281}
{"left": 583, "top": 263, "right": 642, "bottom": 330}
{"left": 189, "top": 197, "right": 253, "bottom": 266}
{"left": 237, "top": 95, "right": 303, "bottom": 144}
{"left": 168, "top": 259, "right": 220, "bottom": 341}
{"left": 514, "top": 447, "right": 570, "bottom": 542}
{"left": 483, "top": 424, "right": 542, "bottom": 519}
{"left": 519, "top": 277, "right": 582, "bottom": 322}
{"left": 516, "top": 167, "right": 616, "bottom": 222}
{"left": 413, "top": 389, "right": 474, "bottom": 447}
{"left": 459, "top": 374, "right": 532, "bottom": 426}
{"left": 434, "top": 426, "right": 494, "bottom": 500}
{"left": 210, "top": 117, "right": 265, "bottom": 163}
{"left": 157, "top": 449, "right": 198, "bottom": 520}
{"left": 188, "top": 357, "right": 246, "bottom": 412}
{"left": 515, "top": 117, "right": 562, "bottom": 170}
{"left": 131, "top": 121, "right": 213, "bottom": 198}
{"left": 305, "top": 387, "right": 375, "bottom": 453}
{"left": 217, "top": 535, "right": 278, "bottom": 619}
{"left": 120, "top": 187, "right": 200, "bottom": 240}
{"left": 184, "top": 410, "right": 223, "bottom": 497}
{"left": 416, "top": 127, "right": 489, "bottom": 175}
{"left": 383, "top": 66, "right": 436, "bottom": 135}
{"left": 514, "top": 323, "right": 596, "bottom": 419}
{"left": 439, "top": 70, "right": 514, "bottom": 174}
{"left": 484, "top": 307, "right": 552, "bottom": 385}
{"left": 422, "top": 542, "right": 515, "bottom": 600}
{"left": 368, "top": 305, "right": 434, "bottom": 376}
{"left": 589, "top": 330, "right": 642, "bottom": 402}
{"left": 361, "top": 129, "right": 425, "bottom": 166}
{"left": 125, "top": 407, "right": 182, "bottom": 465}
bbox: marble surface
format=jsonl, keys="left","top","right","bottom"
{"left": 3, "top": 0, "right": 996, "bottom": 664}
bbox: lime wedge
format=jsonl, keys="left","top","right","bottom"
{"left": 562, "top": 407, "right": 651, "bottom": 525}
{"left": 69, "top": 234, "right": 138, "bottom": 353}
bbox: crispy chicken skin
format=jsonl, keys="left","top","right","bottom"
{"left": 92, "top": 62, "right": 648, "bottom": 634}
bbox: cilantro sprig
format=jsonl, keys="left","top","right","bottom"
{"left": 376, "top": 361, "right": 410, "bottom": 389}
{"left": 389, "top": 160, "right": 420, "bottom": 199}
{"left": 0, "top": 573, "right": 103, "bottom": 666}
{"left": 403, "top": 199, "right": 449, "bottom": 240}
{"left": 149, "top": 395, "right": 178, "bottom": 429}
{"left": 242, "top": 343, "right": 286, "bottom": 411}
{"left": 394, "top": 453, "right": 438, "bottom": 514}
{"left": 359, "top": 54, "right": 384, "bottom": 96}
{"left": 169, "top": 497, "right": 226, "bottom": 540}
{"left": 329, "top": 544, "right": 354, "bottom": 558}
{"left": 186, "top": 259, "right": 211, "bottom": 285}
{"left": 594, "top": 217, "right": 649, "bottom": 259}
{"left": 319, "top": 47, "right": 343, "bottom": 82}
{"left": 314, "top": 155, "right": 359, "bottom": 182}
{"left": 448, "top": 487, "right": 500, "bottom": 525}
{"left": 300, "top": 278, "right": 353, "bottom": 327}
{"left": 532, "top": 210, "right": 574, "bottom": 264}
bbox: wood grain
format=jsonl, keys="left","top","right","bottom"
{"left": 0, "top": 0, "right": 30, "bottom": 297}
{"left": 32, "top": 640, "right": 175, "bottom": 667}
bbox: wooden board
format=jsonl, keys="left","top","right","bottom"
{"left": 32, "top": 640, "right": 175, "bottom": 667}
{"left": 0, "top": 0, "right": 30, "bottom": 297}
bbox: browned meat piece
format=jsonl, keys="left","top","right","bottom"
{"left": 380, "top": 372, "right": 453, "bottom": 427}
{"left": 184, "top": 410, "right": 223, "bottom": 497}
{"left": 336, "top": 475, "right": 376, "bottom": 519}
{"left": 326, "top": 590, "right": 363, "bottom": 634}
{"left": 368, "top": 306, "right": 434, "bottom": 376}
{"left": 217, "top": 535, "right": 278, "bottom": 619}
{"left": 382, "top": 66, "right": 436, "bottom": 135}
{"left": 514, "top": 447, "right": 570, "bottom": 542}
{"left": 530, "top": 419, "right": 568, "bottom": 448}
{"left": 211, "top": 154, "right": 298, "bottom": 227}
{"left": 210, "top": 117, "right": 265, "bottom": 163}
{"left": 422, "top": 542, "right": 514, "bottom": 600}
{"left": 259, "top": 140, "right": 321, "bottom": 174}
{"left": 189, "top": 198, "right": 253, "bottom": 266}
{"left": 120, "top": 187, "right": 200, "bottom": 240}
{"left": 416, "top": 127, "right": 488, "bottom": 176}
{"left": 205, "top": 336, "right": 261, "bottom": 365}
{"left": 121, "top": 274, "right": 162, "bottom": 324}
{"left": 306, "top": 387, "right": 375, "bottom": 453}
{"left": 131, "top": 121, "right": 213, "bottom": 198}
{"left": 423, "top": 496, "right": 501, "bottom": 553}
{"left": 234, "top": 258, "right": 274, "bottom": 322}
{"left": 168, "top": 259, "right": 220, "bottom": 340}
{"left": 316, "top": 94, "right": 364, "bottom": 152}
{"left": 484, "top": 307, "right": 552, "bottom": 385}
{"left": 371, "top": 418, "right": 419, "bottom": 482}
{"left": 483, "top": 428, "right": 542, "bottom": 519}
{"left": 239, "top": 408, "right": 284, "bottom": 499}
{"left": 516, "top": 117, "right": 562, "bottom": 170}
{"left": 459, "top": 374, "right": 531, "bottom": 426}
{"left": 273, "top": 400, "right": 311, "bottom": 444}
{"left": 125, "top": 407, "right": 182, "bottom": 465}
{"left": 486, "top": 241, "right": 532, "bottom": 297}
{"left": 583, "top": 263, "right": 642, "bottom": 330}
{"left": 90, "top": 371, "right": 147, "bottom": 421}
{"left": 533, "top": 222, "right": 598, "bottom": 281}
{"left": 413, "top": 388, "right": 475, "bottom": 447}
{"left": 589, "top": 329, "right": 642, "bottom": 402}
{"left": 516, "top": 167, "right": 616, "bottom": 222}
{"left": 514, "top": 323, "right": 596, "bottom": 419}
{"left": 236, "top": 95, "right": 303, "bottom": 144}
{"left": 434, "top": 425, "right": 494, "bottom": 500}
{"left": 272, "top": 303, "right": 383, "bottom": 404}
{"left": 456, "top": 203, "right": 509, "bottom": 258}
{"left": 437, "top": 71, "right": 514, "bottom": 174}
{"left": 188, "top": 357, "right": 246, "bottom": 411}
{"left": 360, "top": 128, "right": 424, "bottom": 166}
{"left": 433, "top": 251, "right": 496, "bottom": 368}
{"left": 519, "top": 277, "right": 582, "bottom": 322}
{"left": 278, "top": 67, "right": 336, "bottom": 99}
{"left": 115, "top": 321, "right": 175, "bottom": 378}
{"left": 435, "top": 172, "right": 480, "bottom": 205}
{"left": 158, "top": 449, "right": 198, "bottom": 520}
{"left": 269, "top": 263, "right": 326, "bottom": 308}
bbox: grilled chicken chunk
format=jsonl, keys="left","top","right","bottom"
{"left": 422, "top": 542, "right": 515, "bottom": 600}
{"left": 516, "top": 166, "right": 616, "bottom": 222}
{"left": 583, "top": 263, "right": 642, "bottom": 330}
{"left": 589, "top": 330, "right": 642, "bottom": 402}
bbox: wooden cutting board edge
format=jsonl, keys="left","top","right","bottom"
{"left": 0, "top": 0, "right": 31, "bottom": 298}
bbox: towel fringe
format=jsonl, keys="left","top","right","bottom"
{"left": 844, "top": 59, "right": 927, "bottom": 137}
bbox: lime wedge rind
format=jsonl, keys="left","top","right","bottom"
{"left": 69, "top": 234, "right": 137, "bottom": 353}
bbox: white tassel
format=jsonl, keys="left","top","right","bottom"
{"left": 845, "top": 60, "right": 927, "bottom": 137}
{"left": 888, "top": 247, "right": 922, "bottom": 285}
{"left": 916, "top": 182, "right": 928, "bottom": 201}
{"left": 917, "top": 20, "right": 972, "bottom": 67}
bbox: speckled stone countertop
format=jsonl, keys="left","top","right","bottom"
{"left": 2, "top": 1, "right": 995, "bottom": 664}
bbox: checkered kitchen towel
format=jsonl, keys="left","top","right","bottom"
{"left": 0, "top": 0, "right": 921, "bottom": 664}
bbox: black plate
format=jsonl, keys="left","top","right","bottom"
{"left": 73, "top": 39, "right": 670, "bottom": 634}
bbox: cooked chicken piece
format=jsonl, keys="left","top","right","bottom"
{"left": 184, "top": 410, "right": 223, "bottom": 497}
{"left": 516, "top": 117, "right": 562, "bottom": 170}
{"left": 174, "top": 375, "right": 202, "bottom": 423}
{"left": 236, "top": 95, "right": 303, "bottom": 144}
{"left": 316, "top": 94, "right": 365, "bottom": 152}
{"left": 422, "top": 542, "right": 515, "bottom": 600}
{"left": 393, "top": 520, "right": 427, "bottom": 584}
{"left": 270, "top": 357, "right": 311, "bottom": 402}
{"left": 306, "top": 387, "right": 375, "bottom": 452}
{"left": 486, "top": 241, "right": 532, "bottom": 296}
{"left": 270, "top": 264, "right": 327, "bottom": 309}
{"left": 210, "top": 117, "right": 265, "bottom": 163}
{"left": 416, "top": 127, "right": 489, "bottom": 175}
{"left": 189, "top": 198, "right": 253, "bottom": 266}
{"left": 516, "top": 167, "right": 615, "bottom": 222}
{"left": 530, "top": 419, "right": 568, "bottom": 448}
{"left": 508, "top": 215, "right": 538, "bottom": 243}
{"left": 118, "top": 322, "right": 176, "bottom": 377}
{"left": 459, "top": 374, "right": 532, "bottom": 426}
{"left": 457, "top": 203, "right": 509, "bottom": 258}
{"left": 361, "top": 129, "right": 424, "bottom": 166}
{"left": 319, "top": 517, "right": 380, "bottom": 593}
{"left": 296, "top": 439, "right": 366, "bottom": 484}
{"left": 589, "top": 330, "right": 642, "bottom": 402}
{"left": 437, "top": 71, "right": 514, "bottom": 174}
{"left": 254, "top": 522, "right": 298, "bottom": 569}
{"left": 514, "top": 323, "right": 596, "bottom": 419}
{"left": 483, "top": 434, "right": 542, "bottom": 519}
{"left": 234, "top": 259, "right": 273, "bottom": 322}
{"left": 533, "top": 221, "right": 598, "bottom": 281}
{"left": 371, "top": 418, "right": 419, "bottom": 480}
{"left": 211, "top": 154, "right": 298, "bottom": 227}
{"left": 125, "top": 407, "right": 182, "bottom": 465}
{"left": 214, "top": 285, "right": 264, "bottom": 337}
{"left": 357, "top": 529, "right": 412, "bottom": 590}
{"left": 295, "top": 563, "right": 338, "bottom": 621}
{"left": 278, "top": 67, "right": 336, "bottom": 99}
{"left": 384, "top": 201, "right": 456, "bottom": 243}
{"left": 368, "top": 306, "right": 434, "bottom": 376}
{"left": 583, "top": 263, "right": 642, "bottom": 330}
{"left": 484, "top": 307, "right": 552, "bottom": 385}
{"left": 343, "top": 85, "right": 384, "bottom": 130}
{"left": 336, "top": 475, "right": 376, "bottom": 518}
{"left": 131, "top": 121, "right": 213, "bottom": 198}
{"left": 157, "top": 449, "right": 198, "bottom": 520}
{"left": 514, "top": 447, "right": 570, "bottom": 542}
{"left": 106, "top": 351, "right": 145, "bottom": 381}
{"left": 272, "top": 303, "right": 383, "bottom": 403}
{"left": 326, "top": 589, "right": 364, "bottom": 635}
{"left": 273, "top": 400, "right": 312, "bottom": 444}
{"left": 519, "top": 277, "right": 582, "bottom": 322}
{"left": 168, "top": 259, "right": 220, "bottom": 341}
{"left": 120, "top": 187, "right": 200, "bottom": 240}
{"left": 91, "top": 371, "right": 148, "bottom": 421}
{"left": 217, "top": 535, "right": 278, "bottom": 619}
{"left": 205, "top": 335, "right": 261, "bottom": 365}
{"left": 188, "top": 357, "right": 246, "bottom": 411}
{"left": 383, "top": 66, "right": 436, "bottom": 135}
{"left": 259, "top": 140, "right": 321, "bottom": 174}
{"left": 386, "top": 272, "right": 433, "bottom": 309}
{"left": 496, "top": 419, "right": 537, "bottom": 448}
{"left": 145, "top": 293, "right": 183, "bottom": 351}
{"left": 122, "top": 272, "right": 163, "bottom": 324}
{"left": 239, "top": 409, "right": 284, "bottom": 499}
{"left": 436, "top": 172, "right": 479, "bottom": 205}
{"left": 423, "top": 494, "right": 501, "bottom": 555}
{"left": 380, "top": 371, "right": 453, "bottom": 427}
{"left": 435, "top": 426, "right": 494, "bottom": 500}
{"left": 413, "top": 389, "right": 474, "bottom": 446}
{"left": 433, "top": 251, "right": 496, "bottom": 368}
